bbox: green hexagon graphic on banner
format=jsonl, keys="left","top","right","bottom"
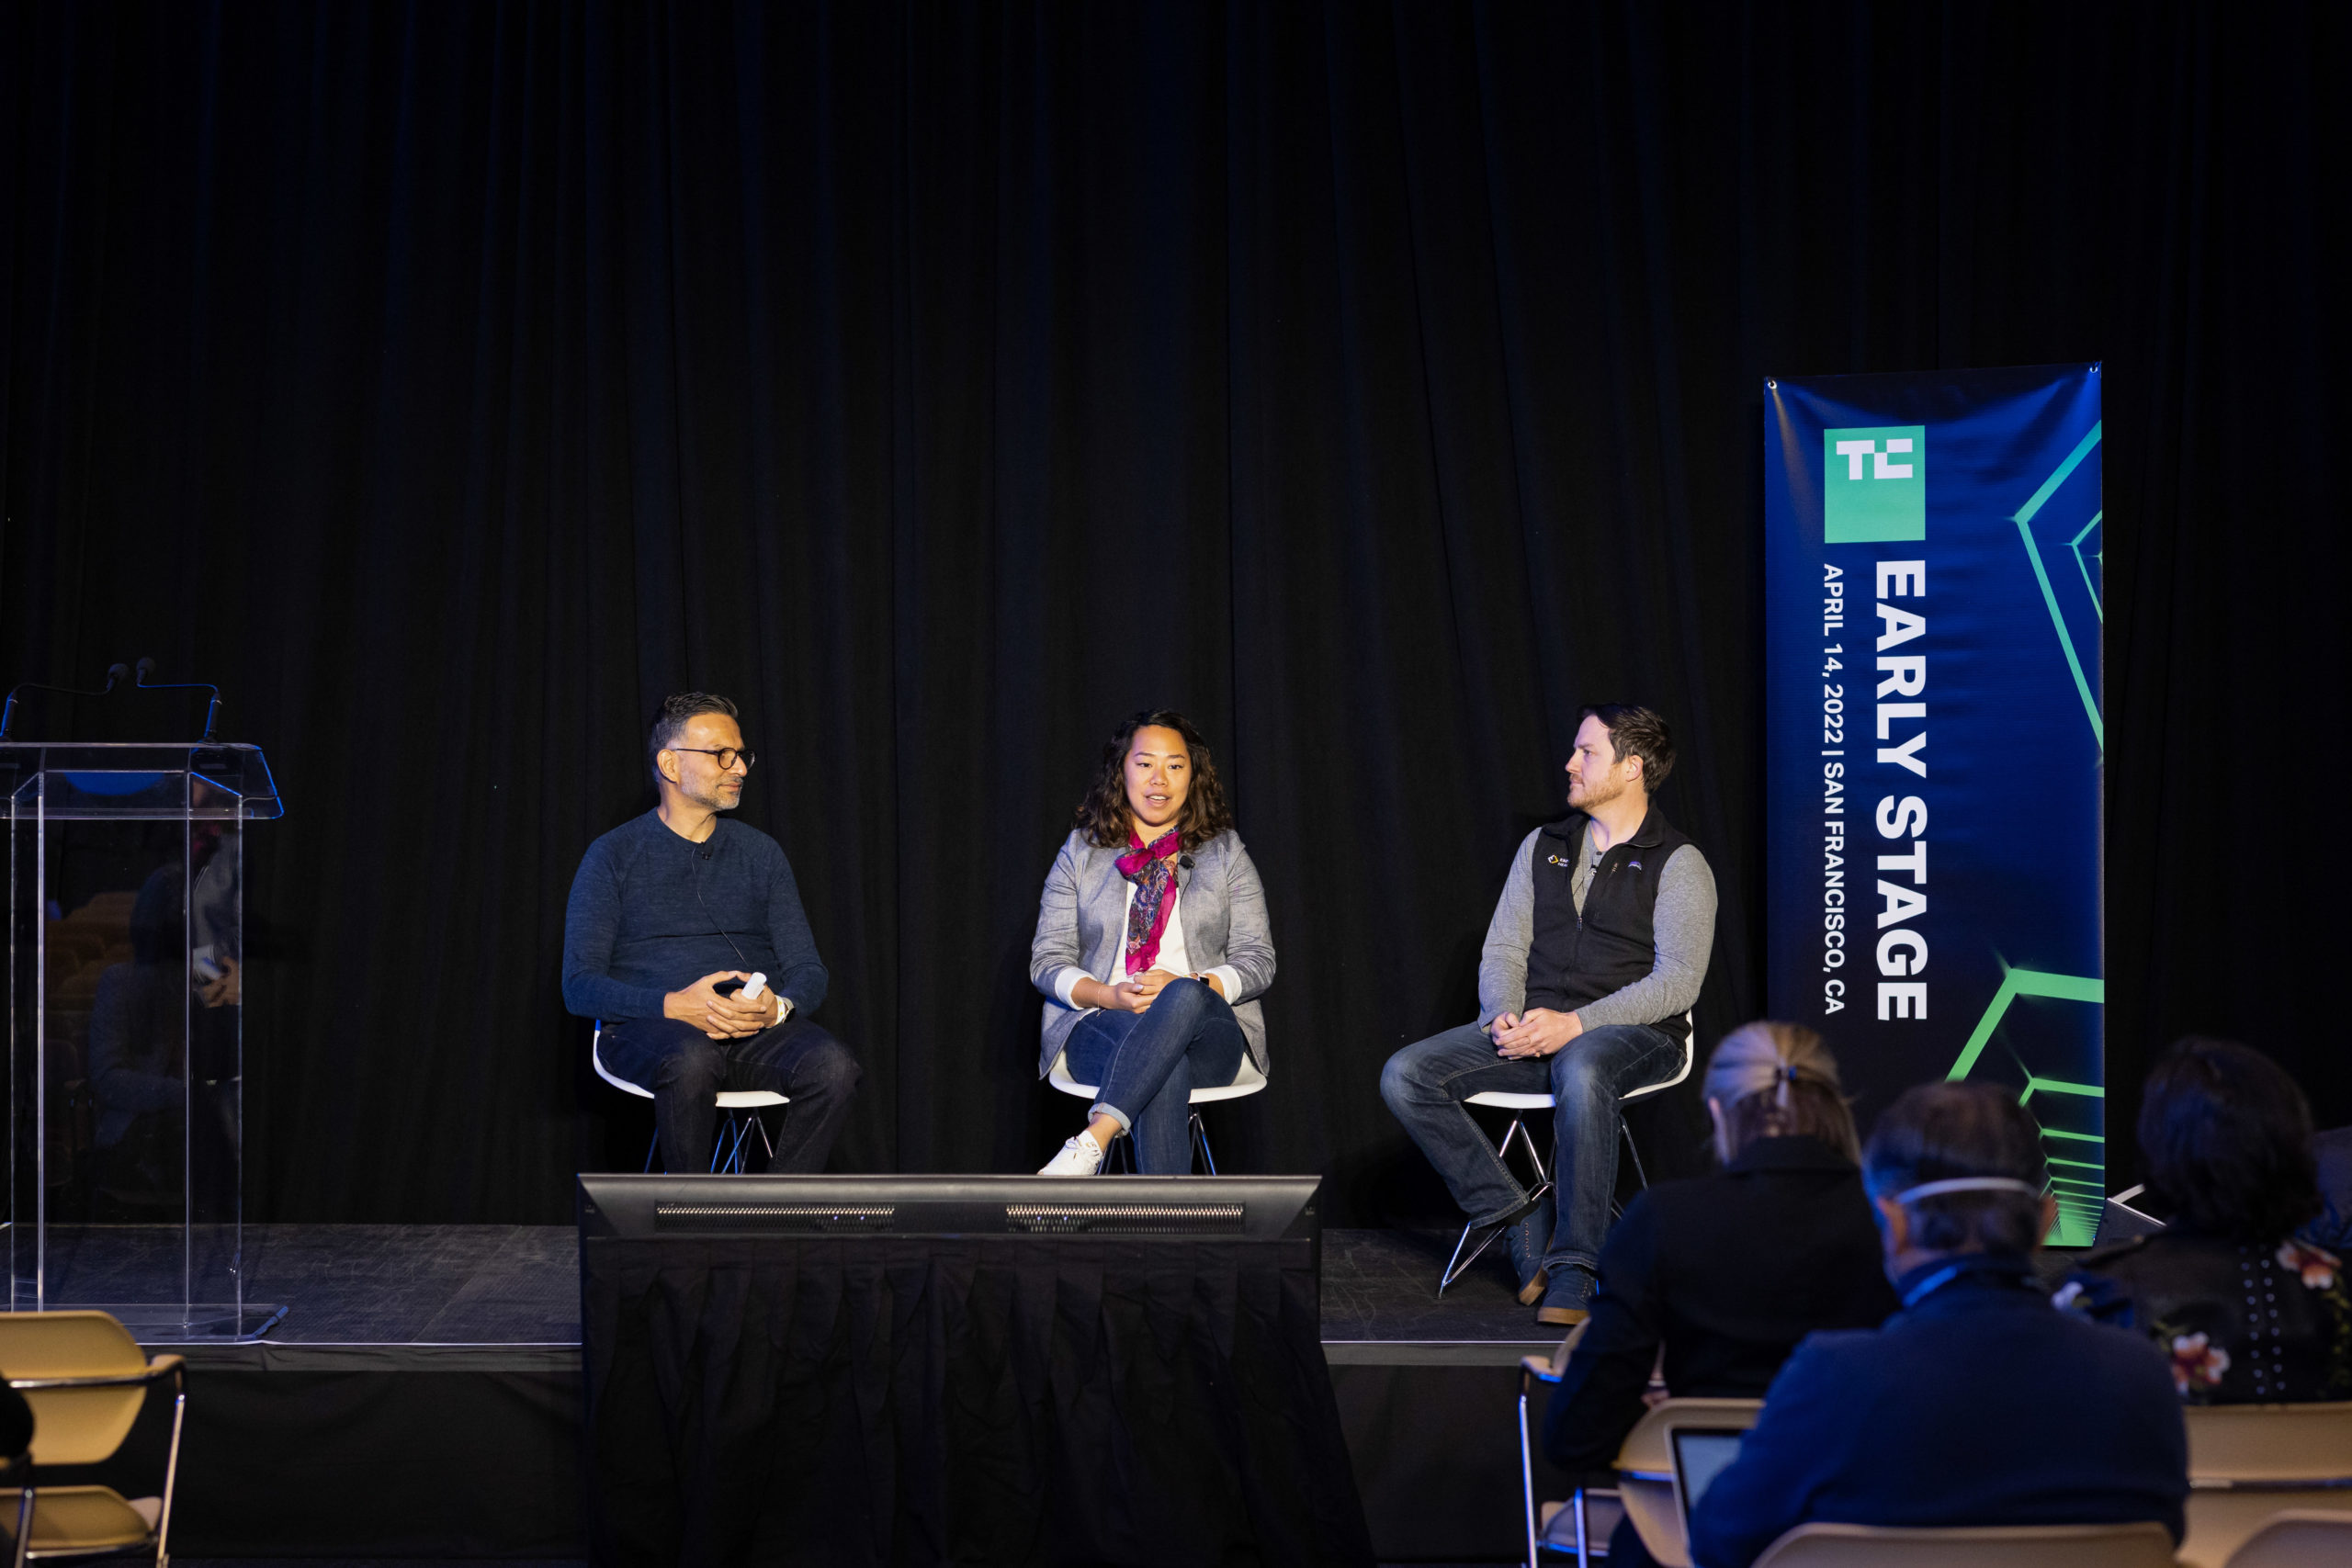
{"left": 1945, "top": 966, "right": 2106, "bottom": 1247}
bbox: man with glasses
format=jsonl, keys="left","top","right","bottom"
{"left": 563, "top": 692, "right": 860, "bottom": 1173}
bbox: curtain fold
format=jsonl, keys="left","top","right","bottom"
{"left": 582, "top": 1235, "right": 1371, "bottom": 1566}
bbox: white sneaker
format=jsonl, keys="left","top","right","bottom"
{"left": 1037, "top": 1130, "right": 1107, "bottom": 1176}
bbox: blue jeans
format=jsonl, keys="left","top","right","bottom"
{"left": 1379, "top": 1021, "right": 1684, "bottom": 1279}
{"left": 597, "top": 1015, "right": 862, "bottom": 1175}
{"left": 1061, "top": 978, "right": 1249, "bottom": 1175}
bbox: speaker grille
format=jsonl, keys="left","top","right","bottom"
{"left": 1004, "top": 1202, "right": 1244, "bottom": 1235}
{"left": 655, "top": 1203, "right": 896, "bottom": 1233}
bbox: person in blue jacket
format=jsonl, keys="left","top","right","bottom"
{"left": 1688, "top": 1081, "right": 2188, "bottom": 1568}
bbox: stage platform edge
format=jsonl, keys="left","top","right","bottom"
{"left": 59, "top": 1223, "right": 1577, "bottom": 1562}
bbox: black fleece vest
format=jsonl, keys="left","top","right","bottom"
{"left": 1523, "top": 806, "right": 1693, "bottom": 1043}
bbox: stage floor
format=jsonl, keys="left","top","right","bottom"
{"left": 44, "top": 1220, "right": 1557, "bottom": 1354}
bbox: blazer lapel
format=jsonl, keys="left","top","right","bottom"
{"left": 1088, "top": 849, "right": 1130, "bottom": 976}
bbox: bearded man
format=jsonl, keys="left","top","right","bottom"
{"left": 1380, "top": 705, "right": 1716, "bottom": 1325}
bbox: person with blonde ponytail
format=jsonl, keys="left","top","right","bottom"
{"left": 1543, "top": 1022, "right": 1896, "bottom": 1566}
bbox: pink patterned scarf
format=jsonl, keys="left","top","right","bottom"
{"left": 1115, "top": 828, "right": 1182, "bottom": 976}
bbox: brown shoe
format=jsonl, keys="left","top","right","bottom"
{"left": 1535, "top": 1303, "right": 1589, "bottom": 1327}
{"left": 1516, "top": 1268, "right": 1549, "bottom": 1307}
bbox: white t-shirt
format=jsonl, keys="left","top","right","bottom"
{"left": 1052, "top": 882, "right": 1242, "bottom": 1010}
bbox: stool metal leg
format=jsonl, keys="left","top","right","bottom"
{"left": 1619, "top": 1117, "right": 1649, "bottom": 1190}
{"left": 1610, "top": 1115, "right": 1655, "bottom": 1221}
{"left": 1190, "top": 1111, "right": 1216, "bottom": 1175}
{"left": 1442, "top": 1113, "right": 1555, "bottom": 1293}
{"left": 1519, "top": 1380, "right": 1539, "bottom": 1568}
{"left": 715, "top": 1111, "right": 760, "bottom": 1174}
{"left": 1499, "top": 1115, "right": 1551, "bottom": 1186}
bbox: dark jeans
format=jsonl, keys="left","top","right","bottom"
{"left": 1061, "top": 978, "right": 1248, "bottom": 1175}
{"left": 597, "top": 1015, "right": 861, "bottom": 1175}
{"left": 1379, "top": 1021, "right": 1684, "bottom": 1278}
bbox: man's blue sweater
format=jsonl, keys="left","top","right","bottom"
{"left": 561, "top": 810, "right": 828, "bottom": 1022}
{"left": 1689, "top": 1254, "right": 2187, "bottom": 1568}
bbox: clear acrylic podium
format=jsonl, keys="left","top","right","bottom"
{"left": 3, "top": 742, "right": 285, "bottom": 1340}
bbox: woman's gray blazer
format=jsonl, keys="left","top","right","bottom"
{"left": 1028, "top": 828, "right": 1276, "bottom": 1079}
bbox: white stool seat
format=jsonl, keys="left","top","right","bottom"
{"left": 1464, "top": 1090, "right": 1560, "bottom": 1111}
{"left": 1461, "top": 1021, "right": 1695, "bottom": 1114}
{"left": 1045, "top": 1048, "right": 1265, "bottom": 1174}
{"left": 1047, "top": 1049, "right": 1267, "bottom": 1104}
{"left": 592, "top": 1024, "right": 788, "bottom": 1175}
{"left": 594, "top": 1026, "right": 788, "bottom": 1109}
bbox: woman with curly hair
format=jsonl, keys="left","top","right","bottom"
{"left": 1028, "top": 710, "right": 1275, "bottom": 1176}
{"left": 2060, "top": 1036, "right": 2352, "bottom": 1403}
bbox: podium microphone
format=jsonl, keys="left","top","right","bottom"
{"left": 0, "top": 662, "right": 133, "bottom": 739}
{"left": 133, "top": 657, "right": 224, "bottom": 743}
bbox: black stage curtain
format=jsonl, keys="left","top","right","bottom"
{"left": 582, "top": 1235, "right": 1372, "bottom": 1566}
{"left": 2, "top": 3, "right": 2346, "bottom": 1224}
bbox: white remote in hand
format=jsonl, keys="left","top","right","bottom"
{"left": 740, "top": 972, "right": 768, "bottom": 1003}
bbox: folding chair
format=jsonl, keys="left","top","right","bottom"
{"left": 0, "top": 1310, "right": 187, "bottom": 1566}
{"left": 2180, "top": 1401, "right": 2352, "bottom": 1568}
{"left": 1749, "top": 1521, "right": 2177, "bottom": 1567}
{"left": 2220, "top": 1509, "right": 2352, "bottom": 1568}
{"left": 1517, "top": 1379, "right": 1761, "bottom": 1568}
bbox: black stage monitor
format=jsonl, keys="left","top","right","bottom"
{"left": 579, "top": 1172, "right": 1320, "bottom": 1251}
{"left": 576, "top": 1173, "right": 1356, "bottom": 1557}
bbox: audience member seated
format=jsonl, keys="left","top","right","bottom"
{"left": 1543, "top": 1021, "right": 1898, "bottom": 1566}
{"left": 2062, "top": 1036, "right": 2352, "bottom": 1401}
{"left": 1688, "top": 1081, "right": 2188, "bottom": 1568}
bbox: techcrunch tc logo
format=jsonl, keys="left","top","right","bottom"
{"left": 1824, "top": 425, "right": 1927, "bottom": 543}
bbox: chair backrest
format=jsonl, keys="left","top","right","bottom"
{"left": 1615, "top": 1396, "right": 1767, "bottom": 1475}
{"left": 1750, "top": 1520, "right": 2178, "bottom": 1568}
{"left": 1611, "top": 1397, "right": 1766, "bottom": 1568}
{"left": 0, "top": 1310, "right": 152, "bottom": 1466}
{"left": 2179, "top": 1403, "right": 2352, "bottom": 1568}
{"left": 1621, "top": 1011, "right": 1696, "bottom": 1103}
{"left": 592, "top": 1026, "right": 656, "bottom": 1100}
{"left": 2221, "top": 1509, "right": 2352, "bottom": 1568}
{"left": 2187, "top": 1402, "right": 2352, "bottom": 1481}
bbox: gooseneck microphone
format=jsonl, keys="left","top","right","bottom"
{"left": 0, "top": 662, "right": 132, "bottom": 739}
{"left": 133, "top": 657, "right": 224, "bottom": 742}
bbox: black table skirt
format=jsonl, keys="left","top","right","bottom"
{"left": 582, "top": 1235, "right": 1376, "bottom": 1567}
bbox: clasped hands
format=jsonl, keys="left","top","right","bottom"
{"left": 1077, "top": 968, "right": 1227, "bottom": 1014}
{"left": 665, "top": 970, "right": 782, "bottom": 1040}
{"left": 1488, "top": 1006, "right": 1582, "bottom": 1059}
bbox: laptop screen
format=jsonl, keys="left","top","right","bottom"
{"left": 1670, "top": 1427, "right": 1747, "bottom": 1531}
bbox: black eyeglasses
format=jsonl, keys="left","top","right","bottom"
{"left": 671, "top": 747, "right": 756, "bottom": 772}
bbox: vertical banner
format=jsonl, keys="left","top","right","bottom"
{"left": 1764, "top": 365, "right": 2104, "bottom": 1243}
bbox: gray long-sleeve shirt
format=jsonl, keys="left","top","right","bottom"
{"left": 1476, "top": 823, "right": 1714, "bottom": 1031}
